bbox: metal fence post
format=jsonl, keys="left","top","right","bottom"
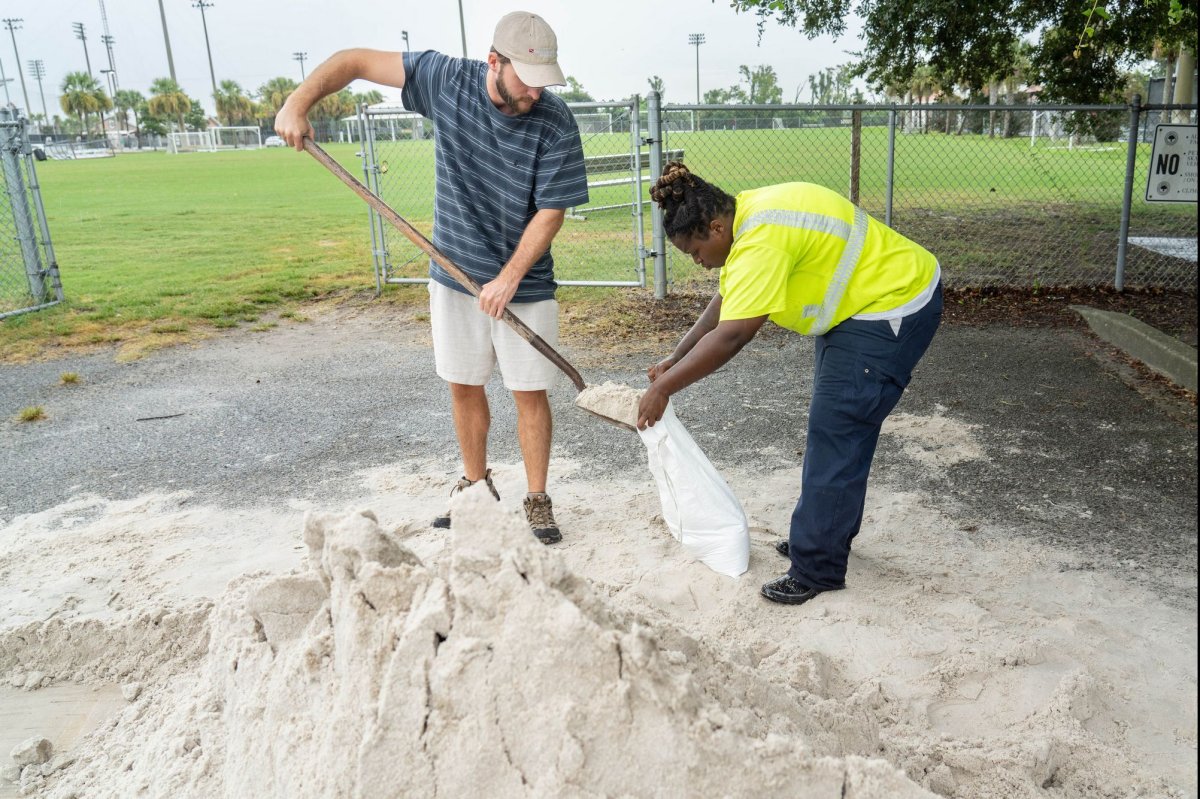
{"left": 647, "top": 90, "right": 667, "bottom": 299}
{"left": 1115, "top": 94, "right": 1141, "bottom": 292}
{"left": 885, "top": 106, "right": 897, "bottom": 226}
{"left": 0, "top": 109, "right": 47, "bottom": 302}
{"left": 849, "top": 109, "right": 861, "bottom": 204}
{"left": 357, "top": 105, "right": 383, "bottom": 295}
{"left": 630, "top": 95, "right": 647, "bottom": 288}
{"left": 22, "top": 131, "right": 63, "bottom": 305}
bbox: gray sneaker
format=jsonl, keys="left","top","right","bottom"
{"left": 524, "top": 493, "right": 561, "bottom": 545}
{"left": 432, "top": 469, "right": 500, "bottom": 529}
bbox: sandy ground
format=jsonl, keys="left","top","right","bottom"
{"left": 1, "top": 306, "right": 1196, "bottom": 797}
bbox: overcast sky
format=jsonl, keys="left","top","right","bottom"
{"left": 2, "top": 0, "right": 865, "bottom": 119}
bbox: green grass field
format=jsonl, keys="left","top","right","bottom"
{"left": 1, "top": 145, "right": 395, "bottom": 359}
{"left": 1, "top": 128, "right": 1193, "bottom": 360}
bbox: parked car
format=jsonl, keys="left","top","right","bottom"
{"left": 264, "top": 135, "right": 286, "bottom": 147}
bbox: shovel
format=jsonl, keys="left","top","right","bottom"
{"left": 302, "top": 137, "right": 635, "bottom": 432}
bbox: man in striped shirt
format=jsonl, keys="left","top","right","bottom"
{"left": 275, "top": 12, "right": 588, "bottom": 544}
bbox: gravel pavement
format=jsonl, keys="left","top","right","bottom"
{"left": 2, "top": 302, "right": 1195, "bottom": 606}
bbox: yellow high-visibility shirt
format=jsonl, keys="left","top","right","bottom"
{"left": 718, "top": 182, "right": 938, "bottom": 335}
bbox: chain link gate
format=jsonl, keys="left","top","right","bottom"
{"left": 0, "top": 109, "right": 63, "bottom": 320}
{"left": 357, "top": 99, "right": 649, "bottom": 292}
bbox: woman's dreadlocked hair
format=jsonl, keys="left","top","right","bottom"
{"left": 650, "top": 161, "right": 736, "bottom": 239}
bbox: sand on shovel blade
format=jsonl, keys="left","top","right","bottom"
{"left": 575, "top": 381, "right": 645, "bottom": 430}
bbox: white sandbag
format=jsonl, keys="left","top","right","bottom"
{"left": 638, "top": 401, "right": 750, "bottom": 577}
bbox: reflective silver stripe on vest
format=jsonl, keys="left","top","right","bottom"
{"left": 736, "top": 210, "right": 851, "bottom": 241}
{"left": 810, "top": 205, "right": 869, "bottom": 335}
{"left": 734, "top": 206, "right": 869, "bottom": 335}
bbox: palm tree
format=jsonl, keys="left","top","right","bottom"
{"left": 352, "top": 89, "right": 384, "bottom": 107}
{"left": 908, "top": 65, "right": 938, "bottom": 133}
{"left": 214, "top": 80, "right": 254, "bottom": 126}
{"left": 59, "top": 71, "right": 111, "bottom": 137}
{"left": 647, "top": 75, "right": 665, "bottom": 99}
{"left": 256, "top": 76, "right": 299, "bottom": 119}
{"left": 113, "top": 89, "right": 144, "bottom": 133}
{"left": 998, "top": 43, "right": 1033, "bottom": 137}
{"left": 148, "top": 77, "right": 191, "bottom": 132}
{"left": 311, "top": 89, "right": 355, "bottom": 141}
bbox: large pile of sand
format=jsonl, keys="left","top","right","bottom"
{"left": 1, "top": 410, "right": 1194, "bottom": 798}
{"left": 12, "top": 490, "right": 927, "bottom": 798}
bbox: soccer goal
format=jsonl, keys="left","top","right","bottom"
{"left": 168, "top": 127, "right": 262, "bottom": 153}
{"left": 573, "top": 112, "right": 613, "bottom": 135}
{"left": 168, "top": 131, "right": 216, "bottom": 153}
{"left": 211, "top": 126, "right": 262, "bottom": 150}
{"left": 662, "top": 110, "right": 695, "bottom": 134}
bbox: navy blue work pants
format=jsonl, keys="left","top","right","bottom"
{"left": 788, "top": 284, "right": 943, "bottom": 589}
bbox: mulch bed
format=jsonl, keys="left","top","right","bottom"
{"left": 940, "top": 286, "right": 1198, "bottom": 345}
{"left": 562, "top": 285, "right": 1196, "bottom": 403}
{"left": 568, "top": 284, "right": 1197, "bottom": 347}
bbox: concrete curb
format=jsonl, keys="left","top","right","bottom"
{"left": 1071, "top": 305, "right": 1198, "bottom": 392}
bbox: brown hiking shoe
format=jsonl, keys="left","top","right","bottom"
{"left": 523, "top": 493, "right": 561, "bottom": 545}
{"left": 431, "top": 469, "right": 500, "bottom": 529}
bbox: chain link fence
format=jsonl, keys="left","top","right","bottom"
{"left": 358, "top": 98, "right": 1195, "bottom": 295}
{"left": 660, "top": 101, "right": 1196, "bottom": 292}
{"left": 0, "top": 109, "right": 63, "bottom": 320}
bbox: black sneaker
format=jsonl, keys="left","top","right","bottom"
{"left": 523, "top": 493, "right": 561, "bottom": 545}
{"left": 774, "top": 540, "right": 790, "bottom": 558}
{"left": 431, "top": 469, "right": 500, "bottom": 529}
{"left": 760, "top": 575, "right": 842, "bottom": 606}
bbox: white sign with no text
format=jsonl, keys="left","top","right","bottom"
{"left": 1144, "top": 124, "right": 1197, "bottom": 203}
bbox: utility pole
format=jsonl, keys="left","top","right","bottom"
{"left": 0, "top": 56, "right": 12, "bottom": 106}
{"left": 27, "top": 59, "right": 47, "bottom": 126}
{"left": 156, "top": 0, "right": 176, "bottom": 82}
{"left": 2, "top": 19, "right": 31, "bottom": 116}
{"left": 192, "top": 0, "right": 217, "bottom": 100}
{"left": 292, "top": 51, "right": 307, "bottom": 81}
{"left": 72, "top": 23, "right": 93, "bottom": 78}
{"left": 100, "top": 37, "right": 117, "bottom": 91}
{"left": 456, "top": 1, "right": 467, "bottom": 58}
{"left": 99, "top": 0, "right": 118, "bottom": 91}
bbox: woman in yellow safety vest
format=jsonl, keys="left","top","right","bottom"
{"left": 638, "top": 162, "right": 943, "bottom": 606}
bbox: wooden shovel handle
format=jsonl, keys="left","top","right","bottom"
{"left": 303, "top": 137, "right": 586, "bottom": 392}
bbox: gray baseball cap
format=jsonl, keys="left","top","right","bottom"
{"left": 492, "top": 11, "right": 566, "bottom": 87}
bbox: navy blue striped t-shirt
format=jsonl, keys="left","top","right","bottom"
{"left": 400, "top": 50, "right": 589, "bottom": 302}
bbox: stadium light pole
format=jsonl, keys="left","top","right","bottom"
{"left": 293, "top": 51, "right": 307, "bottom": 81}
{"left": 156, "top": 0, "right": 176, "bottom": 82}
{"left": 28, "top": 58, "right": 47, "bottom": 127}
{"left": 192, "top": 0, "right": 218, "bottom": 101}
{"left": 3, "top": 19, "right": 31, "bottom": 116}
{"left": 456, "top": 1, "right": 467, "bottom": 58}
{"left": 72, "top": 22, "right": 93, "bottom": 78}
{"left": 688, "top": 33, "right": 704, "bottom": 102}
{"left": 688, "top": 33, "right": 704, "bottom": 132}
{"left": 402, "top": 30, "right": 410, "bottom": 51}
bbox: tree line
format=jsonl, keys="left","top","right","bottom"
{"left": 52, "top": 73, "right": 384, "bottom": 143}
